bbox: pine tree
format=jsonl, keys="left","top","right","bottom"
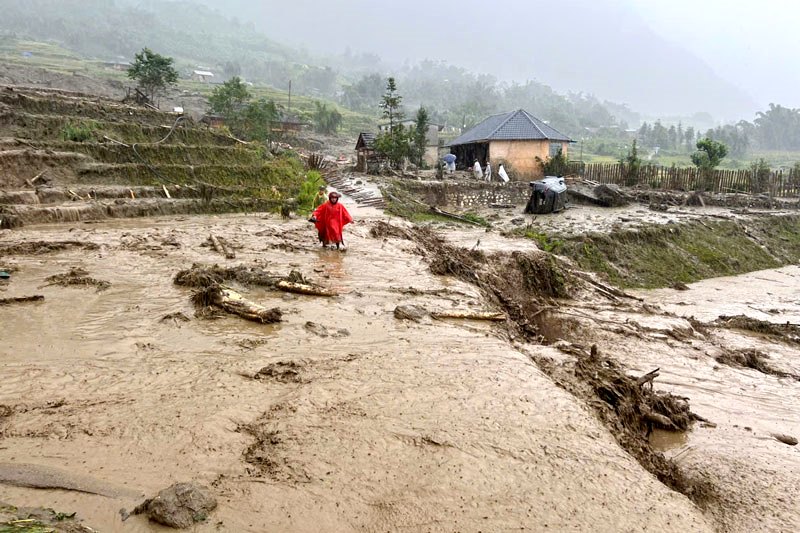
{"left": 379, "top": 77, "right": 404, "bottom": 133}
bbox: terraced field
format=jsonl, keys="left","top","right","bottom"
{"left": 0, "top": 85, "right": 305, "bottom": 228}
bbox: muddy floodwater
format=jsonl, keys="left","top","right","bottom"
{"left": 0, "top": 202, "right": 798, "bottom": 532}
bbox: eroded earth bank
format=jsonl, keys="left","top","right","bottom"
{"left": 1, "top": 200, "right": 799, "bottom": 532}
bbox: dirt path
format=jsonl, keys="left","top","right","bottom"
{"left": 0, "top": 202, "right": 797, "bottom": 531}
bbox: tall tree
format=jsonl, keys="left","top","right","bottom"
{"left": 691, "top": 138, "right": 728, "bottom": 170}
{"left": 691, "top": 137, "right": 728, "bottom": 190}
{"left": 127, "top": 47, "right": 178, "bottom": 104}
{"left": 379, "top": 77, "right": 404, "bottom": 133}
{"left": 412, "top": 107, "right": 430, "bottom": 168}
{"left": 312, "top": 101, "right": 343, "bottom": 134}
{"left": 208, "top": 76, "right": 250, "bottom": 118}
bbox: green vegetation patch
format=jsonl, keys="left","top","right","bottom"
{"left": 517, "top": 216, "right": 800, "bottom": 289}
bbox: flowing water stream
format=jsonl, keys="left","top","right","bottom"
{"left": 0, "top": 203, "right": 797, "bottom": 532}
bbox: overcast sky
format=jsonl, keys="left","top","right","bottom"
{"left": 633, "top": 0, "right": 799, "bottom": 110}
{"left": 199, "top": 0, "right": 798, "bottom": 119}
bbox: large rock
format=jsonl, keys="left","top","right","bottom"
{"left": 594, "top": 184, "right": 630, "bottom": 207}
{"left": 133, "top": 482, "right": 216, "bottom": 529}
{"left": 394, "top": 305, "right": 428, "bottom": 322}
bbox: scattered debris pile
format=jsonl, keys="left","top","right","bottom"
{"left": 43, "top": 267, "right": 110, "bottom": 291}
{"left": 174, "top": 263, "right": 335, "bottom": 323}
{"left": 370, "top": 220, "right": 717, "bottom": 507}
{"left": 253, "top": 361, "right": 305, "bottom": 383}
{"left": 715, "top": 348, "right": 799, "bottom": 381}
{"left": 370, "top": 221, "right": 574, "bottom": 338}
{"left": 0, "top": 240, "right": 98, "bottom": 255}
{"left": 174, "top": 263, "right": 281, "bottom": 289}
{"left": 0, "top": 502, "right": 94, "bottom": 532}
{"left": 0, "top": 295, "right": 44, "bottom": 306}
{"left": 713, "top": 314, "right": 800, "bottom": 347}
{"left": 547, "top": 344, "right": 716, "bottom": 507}
{"left": 132, "top": 482, "right": 217, "bottom": 529}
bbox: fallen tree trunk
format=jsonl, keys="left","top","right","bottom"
{"left": 276, "top": 280, "right": 337, "bottom": 297}
{"left": 431, "top": 309, "right": 505, "bottom": 321}
{"left": 0, "top": 295, "right": 44, "bottom": 305}
{"left": 429, "top": 206, "right": 486, "bottom": 227}
{"left": 636, "top": 368, "right": 661, "bottom": 386}
{"left": 194, "top": 285, "right": 281, "bottom": 324}
{"left": 208, "top": 234, "right": 235, "bottom": 259}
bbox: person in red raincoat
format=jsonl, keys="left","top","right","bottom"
{"left": 309, "top": 191, "right": 352, "bottom": 249}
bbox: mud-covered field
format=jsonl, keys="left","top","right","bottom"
{"left": 1, "top": 200, "right": 799, "bottom": 532}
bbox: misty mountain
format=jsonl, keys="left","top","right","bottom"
{"left": 199, "top": 0, "right": 756, "bottom": 120}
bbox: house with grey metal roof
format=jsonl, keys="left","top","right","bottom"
{"left": 446, "top": 109, "right": 573, "bottom": 180}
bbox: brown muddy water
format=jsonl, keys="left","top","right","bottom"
{"left": 0, "top": 201, "right": 797, "bottom": 532}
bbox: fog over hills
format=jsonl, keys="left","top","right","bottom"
{"left": 196, "top": 0, "right": 759, "bottom": 120}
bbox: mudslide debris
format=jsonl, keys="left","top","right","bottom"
{"left": 43, "top": 267, "right": 110, "bottom": 291}
{"left": 394, "top": 304, "right": 428, "bottom": 321}
{"left": 192, "top": 285, "right": 282, "bottom": 324}
{"left": 0, "top": 295, "right": 44, "bottom": 306}
{"left": 0, "top": 240, "right": 99, "bottom": 256}
{"left": 253, "top": 361, "right": 305, "bottom": 383}
{"left": 131, "top": 482, "right": 216, "bottom": 529}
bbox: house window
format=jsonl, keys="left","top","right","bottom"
{"left": 549, "top": 142, "right": 563, "bottom": 157}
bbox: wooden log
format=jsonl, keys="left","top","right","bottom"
{"left": 636, "top": 368, "right": 660, "bottom": 386}
{"left": 276, "top": 280, "right": 337, "bottom": 297}
{"left": 431, "top": 310, "right": 505, "bottom": 321}
{"left": 208, "top": 234, "right": 235, "bottom": 259}
{"left": 572, "top": 270, "right": 644, "bottom": 302}
{"left": 203, "top": 285, "right": 281, "bottom": 323}
{"left": 430, "top": 206, "right": 486, "bottom": 226}
{"left": 0, "top": 295, "right": 45, "bottom": 306}
{"left": 643, "top": 410, "right": 676, "bottom": 430}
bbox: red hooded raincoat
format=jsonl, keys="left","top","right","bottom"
{"left": 312, "top": 199, "right": 353, "bottom": 245}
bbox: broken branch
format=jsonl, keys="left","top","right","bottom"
{"left": 431, "top": 310, "right": 505, "bottom": 321}
{"left": 276, "top": 280, "right": 337, "bottom": 297}
{"left": 0, "top": 295, "right": 45, "bottom": 305}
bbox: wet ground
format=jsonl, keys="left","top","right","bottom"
{"left": 0, "top": 198, "right": 798, "bottom": 532}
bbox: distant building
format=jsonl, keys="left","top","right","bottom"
{"left": 272, "top": 115, "right": 310, "bottom": 134}
{"left": 192, "top": 70, "right": 215, "bottom": 83}
{"left": 101, "top": 60, "right": 131, "bottom": 71}
{"left": 200, "top": 114, "right": 226, "bottom": 128}
{"left": 447, "top": 109, "right": 573, "bottom": 180}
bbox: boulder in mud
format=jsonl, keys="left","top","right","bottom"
{"left": 772, "top": 433, "right": 798, "bottom": 446}
{"left": 594, "top": 184, "right": 629, "bottom": 207}
{"left": 304, "top": 321, "right": 350, "bottom": 337}
{"left": 394, "top": 305, "right": 428, "bottom": 322}
{"left": 254, "top": 361, "right": 304, "bottom": 383}
{"left": 132, "top": 482, "right": 216, "bottom": 529}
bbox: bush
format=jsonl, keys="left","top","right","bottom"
{"left": 60, "top": 121, "right": 95, "bottom": 142}
{"left": 537, "top": 148, "right": 568, "bottom": 176}
{"left": 297, "top": 170, "right": 325, "bottom": 214}
{"left": 749, "top": 158, "right": 771, "bottom": 193}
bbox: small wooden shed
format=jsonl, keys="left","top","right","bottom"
{"left": 355, "top": 132, "right": 377, "bottom": 172}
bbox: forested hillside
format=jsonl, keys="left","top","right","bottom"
{"left": 1, "top": 0, "right": 638, "bottom": 136}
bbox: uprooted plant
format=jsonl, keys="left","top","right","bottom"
{"left": 547, "top": 344, "right": 718, "bottom": 508}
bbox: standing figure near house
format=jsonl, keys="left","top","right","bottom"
{"left": 498, "top": 164, "right": 510, "bottom": 183}
{"left": 442, "top": 153, "right": 457, "bottom": 174}
{"left": 473, "top": 160, "right": 483, "bottom": 180}
{"left": 309, "top": 192, "right": 353, "bottom": 250}
{"left": 484, "top": 161, "right": 492, "bottom": 182}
